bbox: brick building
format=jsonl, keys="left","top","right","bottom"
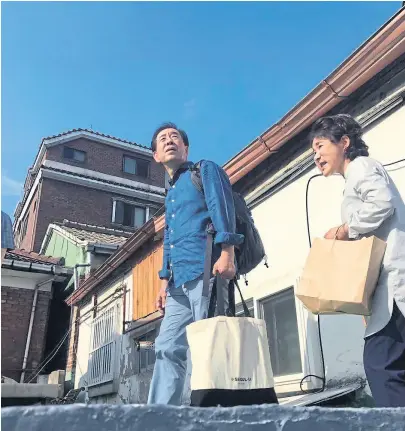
{"left": 13, "top": 129, "right": 166, "bottom": 252}
{"left": 1, "top": 249, "right": 72, "bottom": 384}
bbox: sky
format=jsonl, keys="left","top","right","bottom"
{"left": 1, "top": 1, "right": 401, "bottom": 217}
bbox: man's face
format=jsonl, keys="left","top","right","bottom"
{"left": 153, "top": 128, "right": 189, "bottom": 166}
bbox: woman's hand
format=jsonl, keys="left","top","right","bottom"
{"left": 324, "top": 223, "right": 349, "bottom": 240}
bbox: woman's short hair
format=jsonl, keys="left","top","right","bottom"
{"left": 309, "top": 114, "right": 369, "bottom": 160}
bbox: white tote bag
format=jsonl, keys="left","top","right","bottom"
{"left": 186, "top": 279, "right": 278, "bottom": 407}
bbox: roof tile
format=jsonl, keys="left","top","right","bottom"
{"left": 54, "top": 220, "right": 133, "bottom": 246}
{"left": 4, "top": 249, "right": 63, "bottom": 265}
{"left": 43, "top": 128, "right": 149, "bottom": 151}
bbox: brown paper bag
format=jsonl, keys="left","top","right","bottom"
{"left": 296, "top": 236, "right": 386, "bottom": 315}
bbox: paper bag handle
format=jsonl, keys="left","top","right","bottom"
{"left": 333, "top": 224, "right": 345, "bottom": 239}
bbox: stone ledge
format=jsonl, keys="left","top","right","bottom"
{"left": 2, "top": 404, "right": 405, "bottom": 431}
{"left": 1, "top": 383, "right": 63, "bottom": 399}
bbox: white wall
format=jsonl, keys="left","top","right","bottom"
{"left": 74, "top": 301, "right": 92, "bottom": 390}
{"left": 241, "top": 104, "right": 405, "bottom": 393}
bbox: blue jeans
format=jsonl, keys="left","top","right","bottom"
{"left": 147, "top": 276, "right": 227, "bottom": 405}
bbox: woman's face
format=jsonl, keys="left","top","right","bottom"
{"left": 312, "top": 136, "right": 349, "bottom": 177}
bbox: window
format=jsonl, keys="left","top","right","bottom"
{"left": 138, "top": 327, "right": 159, "bottom": 372}
{"left": 20, "top": 213, "right": 29, "bottom": 241}
{"left": 113, "top": 201, "right": 147, "bottom": 228}
{"left": 87, "top": 304, "right": 118, "bottom": 387}
{"left": 123, "top": 156, "right": 149, "bottom": 177}
{"left": 259, "top": 288, "right": 302, "bottom": 377}
{"left": 63, "top": 146, "right": 86, "bottom": 162}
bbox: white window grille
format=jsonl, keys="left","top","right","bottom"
{"left": 87, "top": 304, "right": 119, "bottom": 387}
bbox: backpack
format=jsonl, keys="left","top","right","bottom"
{"left": 189, "top": 161, "right": 268, "bottom": 282}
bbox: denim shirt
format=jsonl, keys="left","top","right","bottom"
{"left": 159, "top": 160, "right": 244, "bottom": 288}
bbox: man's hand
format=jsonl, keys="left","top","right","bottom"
{"left": 156, "top": 279, "right": 168, "bottom": 315}
{"left": 213, "top": 245, "right": 236, "bottom": 279}
{"left": 324, "top": 223, "right": 349, "bottom": 241}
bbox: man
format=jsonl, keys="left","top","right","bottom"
{"left": 147, "top": 123, "right": 244, "bottom": 405}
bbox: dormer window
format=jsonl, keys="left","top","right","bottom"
{"left": 63, "top": 147, "right": 86, "bottom": 163}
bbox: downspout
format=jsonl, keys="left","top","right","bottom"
{"left": 74, "top": 263, "right": 92, "bottom": 290}
{"left": 20, "top": 276, "right": 54, "bottom": 383}
{"left": 122, "top": 285, "right": 127, "bottom": 334}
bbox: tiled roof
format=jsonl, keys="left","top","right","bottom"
{"left": 4, "top": 249, "right": 63, "bottom": 266}
{"left": 43, "top": 165, "right": 167, "bottom": 197}
{"left": 54, "top": 220, "right": 133, "bottom": 246}
{"left": 42, "top": 128, "right": 150, "bottom": 151}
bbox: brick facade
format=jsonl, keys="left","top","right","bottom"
{"left": 45, "top": 138, "right": 165, "bottom": 187}
{"left": 15, "top": 136, "right": 166, "bottom": 252}
{"left": 17, "top": 186, "right": 41, "bottom": 251}
{"left": 29, "top": 178, "right": 161, "bottom": 252}
{"left": 1, "top": 286, "right": 52, "bottom": 382}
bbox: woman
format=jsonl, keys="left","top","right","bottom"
{"left": 310, "top": 113, "right": 405, "bottom": 407}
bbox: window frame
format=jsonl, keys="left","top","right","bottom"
{"left": 111, "top": 199, "right": 148, "bottom": 228}
{"left": 131, "top": 320, "right": 161, "bottom": 375}
{"left": 138, "top": 325, "right": 159, "bottom": 373}
{"left": 258, "top": 287, "right": 303, "bottom": 379}
{"left": 254, "top": 281, "right": 323, "bottom": 394}
{"left": 122, "top": 155, "right": 150, "bottom": 178}
{"left": 63, "top": 146, "right": 87, "bottom": 163}
{"left": 20, "top": 213, "right": 29, "bottom": 243}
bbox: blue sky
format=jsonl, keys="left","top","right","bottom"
{"left": 1, "top": 1, "right": 401, "bottom": 217}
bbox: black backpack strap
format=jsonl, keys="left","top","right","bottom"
{"left": 189, "top": 161, "right": 204, "bottom": 195}
{"left": 202, "top": 223, "right": 215, "bottom": 298}
{"left": 196, "top": 160, "right": 214, "bottom": 301}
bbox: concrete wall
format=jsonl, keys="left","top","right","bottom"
{"left": 3, "top": 405, "right": 405, "bottom": 431}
